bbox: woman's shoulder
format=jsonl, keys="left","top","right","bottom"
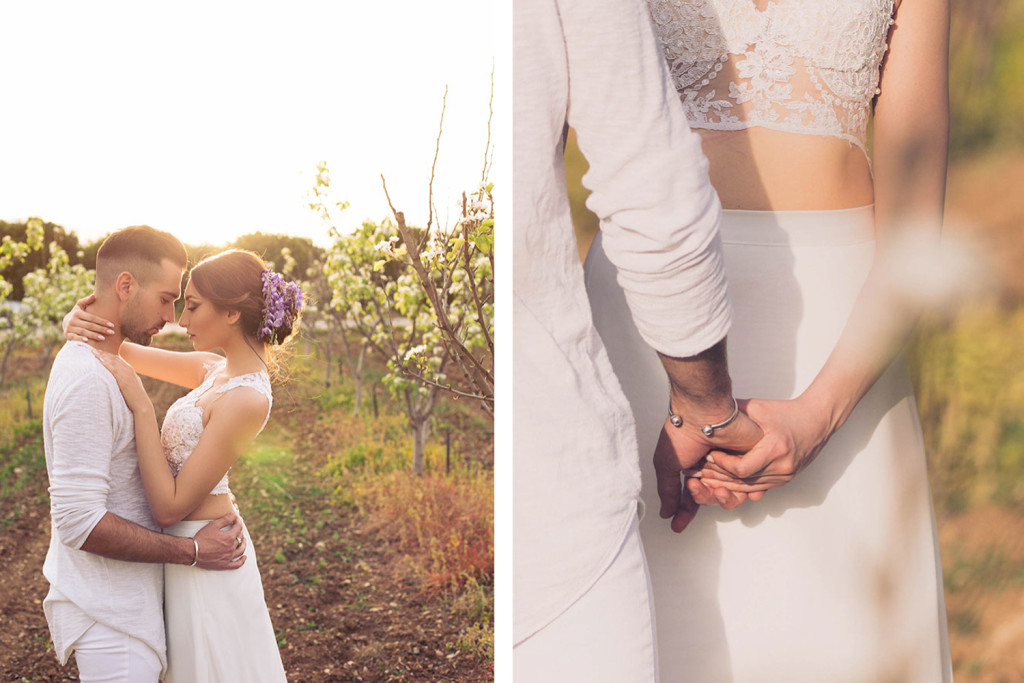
{"left": 208, "top": 372, "right": 273, "bottom": 434}
{"left": 215, "top": 369, "right": 272, "bottom": 399}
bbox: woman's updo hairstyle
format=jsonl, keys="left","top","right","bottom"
{"left": 188, "top": 249, "right": 304, "bottom": 347}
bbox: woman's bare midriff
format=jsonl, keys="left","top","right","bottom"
{"left": 695, "top": 128, "right": 875, "bottom": 211}
{"left": 184, "top": 493, "right": 235, "bottom": 522}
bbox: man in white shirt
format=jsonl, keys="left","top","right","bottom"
{"left": 42, "top": 225, "right": 246, "bottom": 682}
{"left": 513, "top": 0, "right": 761, "bottom": 679}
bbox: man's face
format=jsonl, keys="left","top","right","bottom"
{"left": 121, "top": 258, "right": 183, "bottom": 346}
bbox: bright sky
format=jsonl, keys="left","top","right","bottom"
{"left": 0, "top": 1, "right": 497, "bottom": 248}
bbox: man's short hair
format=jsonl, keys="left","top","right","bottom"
{"left": 95, "top": 225, "right": 188, "bottom": 288}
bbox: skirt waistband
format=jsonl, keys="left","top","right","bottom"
{"left": 720, "top": 205, "right": 875, "bottom": 247}
{"left": 163, "top": 519, "right": 229, "bottom": 537}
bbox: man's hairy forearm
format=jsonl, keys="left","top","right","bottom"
{"left": 79, "top": 512, "right": 191, "bottom": 565}
{"left": 659, "top": 337, "right": 732, "bottom": 400}
{"left": 658, "top": 337, "right": 735, "bottom": 420}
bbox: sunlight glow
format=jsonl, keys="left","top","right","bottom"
{"left": 0, "top": 1, "right": 496, "bottom": 247}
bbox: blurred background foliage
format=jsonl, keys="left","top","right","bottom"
{"left": 949, "top": 0, "right": 1024, "bottom": 156}
{"left": 565, "top": 1, "right": 1024, "bottom": 676}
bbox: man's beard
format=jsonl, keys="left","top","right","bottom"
{"left": 121, "top": 301, "right": 160, "bottom": 346}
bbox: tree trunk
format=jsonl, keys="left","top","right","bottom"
{"left": 0, "top": 340, "right": 17, "bottom": 387}
{"left": 352, "top": 345, "right": 366, "bottom": 416}
{"left": 41, "top": 338, "right": 57, "bottom": 371}
{"left": 412, "top": 417, "right": 430, "bottom": 476}
{"left": 323, "top": 329, "right": 333, "bottom": 388}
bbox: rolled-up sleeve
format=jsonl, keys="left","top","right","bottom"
{"left": 47, "top": 376, "right": 116, "bottom": 549}
{"left": 560, "top": 0, "right": 730, "bottom": 358}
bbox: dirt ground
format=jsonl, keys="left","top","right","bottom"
{"left": 0, "top": 354, "right": 492, "bottom": 682}
{"left": 939, "top": 505, "right": 1024, "bottom": 682}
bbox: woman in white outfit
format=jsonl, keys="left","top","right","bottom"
{"left": 585, "top": 0, "right": 953, "bottom": 680}
{"left": 66, "top": 249, "right": 302, "bottom": 682}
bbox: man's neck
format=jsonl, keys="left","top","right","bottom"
{"left": 82, "top": 297, "right": 126, "bottom": 355}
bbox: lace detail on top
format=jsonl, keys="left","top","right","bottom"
{"left": 160, "top": 360, "right": 272, "bottom": 496}
{"left": 647, "top": 0, "right": 895, "bottom": 151}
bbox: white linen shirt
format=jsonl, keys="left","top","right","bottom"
{"left": 513, "top": 0, "right": 732, "bottom": 644}
{"left": 42, "top": 341, "right": 166, "bottom": 674}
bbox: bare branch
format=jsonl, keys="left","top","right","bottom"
{"left": 482, "top": 61, "right": 494, "bottom": 183}
{"left": 394, "top": 362, "right": 494, "bottom": 406}
{"left": 427, "top": 85, "right": 448, "bottom": 236}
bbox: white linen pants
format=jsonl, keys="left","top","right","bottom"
{"left": 72, "top": 621, "right": 162, "bottom": 683}
{"left": 514, "top": 515, "right": 659, "bottom": 682}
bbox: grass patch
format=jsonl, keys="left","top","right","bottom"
{"left": 301, "top": 350, "right": 494, "bottom": 656}
{"left": 0, "top": 420, "right": 45, "bottom": 530}
{"left": 909, "top": 303, "right": 1024, "bottom": 513}
{"left": 943, "top": 542, "right": 1024, "bottom": 594}
{"left": 318, "top": 400, "right": 494, "bottom": 592}
{"left": 948, "top": 608, "right": 982, "bottom": 636}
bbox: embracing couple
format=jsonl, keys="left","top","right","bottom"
{"left": 42, "top": 225, "right": 303, "bottom": 681}
{"left": 514, "top": 0, "right": 952, "bottom": 681}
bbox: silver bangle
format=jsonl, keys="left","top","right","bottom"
{"left": 668, "top": 396, "right": 739, "bottom": 437}
{"left": 189, "top": 537, "right": 199, "bottom": 567}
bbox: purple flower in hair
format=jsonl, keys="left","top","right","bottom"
{"left": 259, "top": 269, "right": 304, "bottom": 342}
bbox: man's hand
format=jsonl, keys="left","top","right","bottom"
{"left": 654, "top": 409, "right": 763, "bottom": 533}
{"left": 193, "top": 512, "right": 247, "bottom": 570}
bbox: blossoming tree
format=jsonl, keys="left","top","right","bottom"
{"left": 310, "top": 163, "right": 448, "bottom": 473}
{"left": 312, "top": 84, "right": 494, "bottom": 473}
{"left": 1, "top": 221, "right": 94, "bottom": 385}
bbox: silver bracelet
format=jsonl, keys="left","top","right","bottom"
{"left": 668, "top": 396, "right": 739, "bottom": 437}
{"left": 189, "top": 537, "right": 199, "bottom": 567}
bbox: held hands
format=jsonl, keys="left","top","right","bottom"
{"left": 654, "top": 409, "right": 763, "bottom": 533}
{"left": 63, "top": 294, "right": 115, "bottom": 342}
{"left": 695, "top": 397, "right": 835, "bottom": 494}
{"left": 92, "top": 349, "right": 153, "bottom": 414}
{"left": 193, "top": 512, "right": 247, "bottom": 570}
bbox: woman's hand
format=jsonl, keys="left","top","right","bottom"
{"left": 64, "top": 294, "right": 115, "bottom": 342}
{"left": 92, "top": 349, "right": 153, "bottom": 414}
{"left": 696, "top": 396, "right": 836, "bottom": 493}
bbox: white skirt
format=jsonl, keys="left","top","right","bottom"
{"left": 585, "top": 206, "right": 952, "bottom": 683}
{"left": 163, "top": 520, "right": 286, "bottom": 683}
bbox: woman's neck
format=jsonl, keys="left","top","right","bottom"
{"left": 219, "top": 334, "right": 268, "bottom": 377}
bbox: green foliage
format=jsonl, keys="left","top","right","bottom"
{"left": 0, "top": 218, "right": 45, "bottom": 302}
{"left": 1, "top": 236, "right": 95, "bottom": 385}
{"left": 312, "top": 352, "right": 494, "bottom": 594}
{"left": 943, "top": 542, "right": 1024, "bottom": 594}
{"left": 949, "top": 0, "right": 1024, "bottom": 155}
{"left": 0, "top": 420, "right": 45, "bottom": 530}
{"left": 312, "top": 162, "right": 447, "bottom": 473}
{"left": 229, "top": 232, "right": 321, "bottom": 277}
{"left": 909, "top": 302, "right": 1024, "bottom": 512}
{"left": 375, "top": 182, "right": 495, "bottom": 414}
{"left": 0, "top": 219, "right": 82, "bottom": 301}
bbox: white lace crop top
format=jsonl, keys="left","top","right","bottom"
{"left": 647, "top": 0, "right": 896, "bottom": 152}
{"left": 161, "top": 360, "right": 272, "bottom": 496}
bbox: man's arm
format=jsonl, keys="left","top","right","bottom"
{"left": 81, "top": 511, "right": 247, "bottom": 570}
{"left": 561, "top": 0, "right": 731, "bottom": 359}
{"left": 559, "top": 0, "right": 761, "bottom": 522}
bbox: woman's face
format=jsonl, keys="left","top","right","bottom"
{"left": 178, "top": 279, "right": 236, "bottom": 351}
